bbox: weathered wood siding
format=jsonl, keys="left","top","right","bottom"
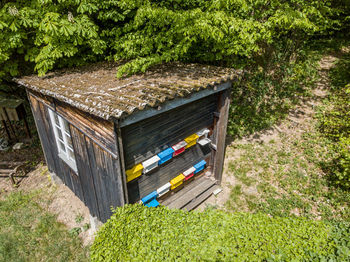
{"left": 28, "top": 91, "right": 124, "bottom": 222}
{"left": 55, "top": 100, "right": 117, "bottom": 155}
{"left": 212, "top": 89, "right": 231, "bottom": 183}
{"left": 122, "top": 95, "right": 218, "bottom": 203}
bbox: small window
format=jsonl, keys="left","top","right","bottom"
{"left": 49, "top": 109, "right": 78, "bottom": 173}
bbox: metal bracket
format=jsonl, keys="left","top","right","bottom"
{"left": 213, "top": 112, "right": 220, "bottom": 118}
{"left": 210, "top": 143, "right": 217, "bottom": 151}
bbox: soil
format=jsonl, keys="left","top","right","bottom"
{"left": 196, "top": 55, "right": 335, "bottom": 211}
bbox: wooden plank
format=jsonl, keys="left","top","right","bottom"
{"left": 183, "top": 185, "right": 220, "bottom": 211}
{"left": 161, "top": 175, "right": 211, "bottom": 206}
{"left": 165, "top": 177, "right": 216, "bottom": 209}
{"left": 27, "top": 90, "right": 55, "bottom": 109}
{"left": 89, "top": 142, "right": 110, "bottom": 222}
{"left": 123, "top": 97, "right": 216, "bottom": 143}
{"left": 0, "top": 169, "right": 13, "bottom": 174}
{"left": 0, "top": 161, "right": 26, "bottom": 166}
{"left": 213, "top": 89, "right": 231, "bottom": 183}
{"left": 124, "top": 96, "right": 217, "bottom": 138}
{"left": 103, "top": 149, "right": 125, "bottom": 218}
{"left": 87, "top": 140, "right": 125, "bottom": 222}
{"left": 28, "top": 93, "right": 60, "bottom": 175}
{"left": 70, "top": 126, "right": 100, "bottom": 218}
{"left": 55, "top": 100, "right": 117, "bottom": 154}
{"left": 60, "top": 161, "right": 75, "bottom": 192}
{"left": 115, "top": 125, "right": 129, "bottom": 204}
{"left": 70, "top": 170, "right": 85, "bottom": 202}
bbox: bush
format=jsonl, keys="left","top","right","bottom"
{"left": 91, "top": 204, "right": 339, "bottom": 261}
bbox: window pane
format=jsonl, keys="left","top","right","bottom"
{"left": 59, "top": 141, "right": 66, "bottom": 152}
{"left": 65, "top": 134, "right": 73, "bottom": 148}
{"left": 54, "top": 114, "right": 60, "bottom": 126}
{"left": 56, "top": 127, "right": 63, "bottom": 140}
{"left": 63, "top": 120, "right": 70, "bottom": 133}
{"left": 68, "top": 149, "right": 75, "bottom": 161}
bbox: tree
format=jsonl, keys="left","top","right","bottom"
{"left": 0, "top": 0, "right": 342, "bottom": 83}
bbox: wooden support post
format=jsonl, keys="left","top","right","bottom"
{"left": 115, "top": 124, "right": 129, "bottom": 204}
{"left": 23, "top": 117, "right": 31, "bottom": 138}
{"left": 3, "top": 109, "right": 17, "bottom": 142}
{"left": 213, "top": 89, "right": 231, "bottom": 184}
{"left": 1, "top": 120, "right": 11, "bottom": 141}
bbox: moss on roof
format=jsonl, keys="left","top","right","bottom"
{"left": 17, "top": 62, "right": 239, "bottom": 120}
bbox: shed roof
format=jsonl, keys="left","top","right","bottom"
{"left": 17, "top": 62, "right": 238, "bottom": 121}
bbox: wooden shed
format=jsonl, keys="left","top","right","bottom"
{"left": 16, "top": 62, "right": 239, "bottom": 222}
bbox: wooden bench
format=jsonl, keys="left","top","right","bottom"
{"left": 0, "top": 161, "right": 28, "bottom": 186}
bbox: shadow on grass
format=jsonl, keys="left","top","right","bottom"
{"left": 227, "top": 46, "right": 320, "bottom": 139}
{"left": 227, "top": 37, "right": 350, "bottom": 141}
{"left": 317, "top": 42, "right": 350, "bottom": 190}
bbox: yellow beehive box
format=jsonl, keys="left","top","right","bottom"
{"left": 184, "top": 134, "right": 199, "bottom": 148}
{"left": 170, "top": 174, "right": 185, "bottom": 190}
{"left": 126, "top": 163, "right": 143, "bottom": 182}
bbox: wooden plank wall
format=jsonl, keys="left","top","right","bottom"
{"left": 122, "top": 95, "right": 218, "bottom": 203}
{"left": 122, "top": 94, "right": 218, "bottom": 169}
{"left": 28, "top": 92, "right": 124, "bottom": 222}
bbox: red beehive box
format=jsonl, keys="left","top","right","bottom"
{"left": 183, "top": 166, "right": 196, "bottom": 181}
{"left": 171, "top": 141, "right": 187, "bottom": 156}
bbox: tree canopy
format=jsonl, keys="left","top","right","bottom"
{"left": 1, "top": 0, "right": 348, "bottom": 83}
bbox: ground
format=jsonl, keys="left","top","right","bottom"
{"left": 198, "top": 53, "right": 350, "bottom": 222}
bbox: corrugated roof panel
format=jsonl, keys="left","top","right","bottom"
{"left": 16, "top": 62, "right": 239, "bottom": 120}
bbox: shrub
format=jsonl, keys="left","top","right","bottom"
{"left": 91, "top": 204, "right": 337, "bottom": 261}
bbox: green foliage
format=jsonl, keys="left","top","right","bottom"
{"left": 320, "top": 54, "right": 350, "bottom": 188}
{"left": 0, "top": 191, "right": 88, "bottom": 262}
{"left": 91, "top": 204, "right": 337, "bottom": 261}
{"left": 0, "top": 0, "right": 104, "bottom": 81}
{"left": 228, "top": 46, "right": 319, "bottom": 137}
{"left": 0, "top": 0, "right": 342, "bottom": 83}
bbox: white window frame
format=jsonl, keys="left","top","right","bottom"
{"left": 49, "top": 109, "right": 78, "bottom": 173}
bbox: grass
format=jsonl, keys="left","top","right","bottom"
{"left": 225, "top": 127, "right": 350, "bottom": 221}
{"left": 224, "top": 46, "right": 350, "bottom": 222}
{"left": 0, "top": 191, "right": 89, "bottom": 262}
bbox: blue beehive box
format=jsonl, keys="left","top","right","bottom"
{"left": 194, "top": 160, "right": 206, "bottom": 174}
{"left": 157, "top": 147, "right": 175, "bottom": 165}
{"left": 141, "top": 191, "right": 159, "bottom": 207}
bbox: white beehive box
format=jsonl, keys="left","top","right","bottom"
{"left": 157, "top": 182, "right": 171, "bottom": 197}
{"left": 196, "top": 128, "right": 210, "bottom": 140}
{"left": 142, "top": 155, "right": 161, "bottom": 174}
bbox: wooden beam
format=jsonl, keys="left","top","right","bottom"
{"left": 115, "top": 123, "right": 129, "bottom": 204}
{"left": 1, "top": 120, "right": 11, "bottom": 141}
{"left": 213, "top": 89, "right": 231, "bottom": 184}
{"left": 3, "top": 109, "right": 17, "bottom": 141}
